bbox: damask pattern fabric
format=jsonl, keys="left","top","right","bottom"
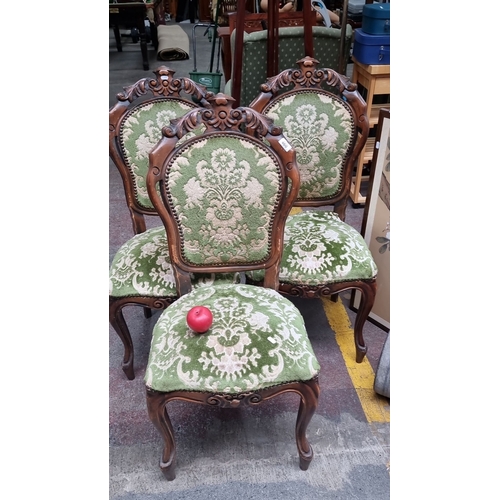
{"left": 109, "top": 226, "right": 238, "bottom": 298}
{"left": 264, "top": 91, "right": 355, "bottom": 200}
{"left": 247, "top": 211, "right": 378, "bottom": 285}
{"left": 120, "top": 99, "right": 201, "bottom": 209}
{"left": 166, "top": 136, "right": 282, "bottom": 265}
{"left": 144, "top": 284, "right": 320, "bottom": 393}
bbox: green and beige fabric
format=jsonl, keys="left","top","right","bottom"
{"left": 224, "top": 25, "right": 352, "bottom": 107}
{"left": 247, "top": 211, "right": 377, "bottom": 285}
{"left": 109, "top": 67, "right": 236, "bottom": 381}
{"left": 118, "top": 99, "right": 203, "bottom": 211}
{"left": 109, "top": 66, "right": 211, "bottom": 232}
{"left": 145, "top": 93, "right": 320, "bottom": 480}
{"left": 247, "top": 56, "right": 378, "bottom": 363}
{"left": 145, "top": 285, "right": 319, "bottom": 394}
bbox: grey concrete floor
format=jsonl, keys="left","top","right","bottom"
{"left": 109, "top": 19, "right": 389, "bottom": 499}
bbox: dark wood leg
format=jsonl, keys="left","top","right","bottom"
{"left": 109, "top": 300, "right": 135, "bottom": 380}
{"left": 353, "top": 281, "right": 377, "bottom": 363}
{"left": 188, "top": 0, "right": 197, "bottom": 23}
{"left": 145, "top": 380, "right": 319, "bottom": 479}
{"left": 333, "top": 198, "right": 348, "bottom": 221}
{"left": 151, "top": 22, "right": 159, "bottom": 50}
{"left": 146, "top": 390, "right": 177, "bottom": 480}
{"left": 295, "top": 378, "right": 319, "bottom": 470}
{"left": 113, "top": 25, "right": 123, "bottom": 52}
{"left": 138, "top": 18, "right": 149, "bottom": 70}
{"left": 144, "top": 308, "right": 153, "bottom": 319}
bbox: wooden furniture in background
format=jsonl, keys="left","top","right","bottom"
{"left": 198, "top": 0, "right": 211, "bottom": 21}
{"left": 218, "top": 10, "right": 309, "bottom": 82}
{"left": 110, "top": 1, "right": 150, "bottom": 70}
{"left": 349, "top": 56, "right": 390, "bottom": 205}
{"left": 110, "top": 0, "right": 167, "bottom": 69}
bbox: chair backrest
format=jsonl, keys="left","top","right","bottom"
{"left": 147, "top": 93, "right": 300, "bottom": 295}
{"left": 228, "top": 10, "right": 309, "bottom": 33}
{"left": 248, "top": 56, "right": 369, "bottom": 220}
{"left": 226, "top": 25, "right": 352, "bottom": 108}
{"left": 109, "top": 66, "right": 212, "bottom": 234}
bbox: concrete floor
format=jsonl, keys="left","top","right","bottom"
{"left": 109, "top": 19, "right": 389, "bottom": 499}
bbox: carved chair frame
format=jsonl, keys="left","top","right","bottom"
{"left": 146, "top": 378, "right": 320, "bottom": 480}
{"left": 145, "top": 94, "right": 320, "bottom": 479}
{"left": 248, "top": 57, "right": 376, "bottom": 362}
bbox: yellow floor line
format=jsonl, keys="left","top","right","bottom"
{"left": 321, "top": 296, "right": 390, "bottom": 423}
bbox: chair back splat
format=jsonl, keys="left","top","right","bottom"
{"left": 144, "top": 93, "right": 321, "bottom": 480}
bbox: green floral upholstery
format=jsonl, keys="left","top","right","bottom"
{"left": 109, "top": 226, "right": 238, "bottom": 299}
{"left": 165, "top": 135, "right": 282, "bottom": 266}
{"left": 247, "top": 211, "right": 377, "bottom": 286}
{"left": 145, "top": 284, "right": 320, "bottom": 393}
{"left": 264, "top": 91, "right": 356, "bottom": 201}
{"left": 120, "top": 99, "right": 203, "bottom": 209}
{"left": 224, "top": 25, "right": 352, "bottom": 107}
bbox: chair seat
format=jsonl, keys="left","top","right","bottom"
{"left": 247, "top": 211, "right": 378, "bottom": 286}
{"left": 109, "top": 226, "right": 238, "bottom": 298}
{"left": 144, "top": 284, "right": 320, "bottom": 393}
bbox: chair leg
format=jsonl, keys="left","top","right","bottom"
{"left": 109, "top": 301, "right": 135, "bottom": 380}
{"left": 144, "top": 307, "right": 152, "bottom": 319}
{"left": 353, "top": 281, "right": 377, "bottom": 363}
{"left": 146, "top": 389, "right": 177, "bottom": 480}
{"left": 295, "top": 378, "right": 320, "bottom": 471}
{"left": 113, "top": 25, "right": 122, "bottom": 52}
{"left": 330, "top": 293, "right": 339, "bottom": 303}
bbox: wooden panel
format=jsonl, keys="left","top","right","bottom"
{"left": 352, "top": 110, "right": 390, "bottom": 331}
{"left": 369, "top": 103, "right": 390, "bottom": 127}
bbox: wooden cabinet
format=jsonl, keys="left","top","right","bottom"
{"left": 349, "top": 56, "right": 390, "bottom": 205}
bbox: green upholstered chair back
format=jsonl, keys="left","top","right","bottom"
{"left": 225, "top": 25, "right": 352, "bottom": 108}
{"left": 109, "top": 66, "right": 212, "bottom": 233}
{"left": 119, "top": 99, "right": 201, "bottom": 209}
{"left": 263, "top": 90, "right": 356, "bottom": 201}
{"left": 147, "top": 93, "right": 300, "bottom": 295}
{"left": 248, "top": 56, "right": 368, "bottom": 217}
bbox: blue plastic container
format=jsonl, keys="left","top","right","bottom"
{"left": 362, "top": 3, "right": 390, "bottom": 35}
{"left": 353, "top": 29, "right": 390, "bottom": 65}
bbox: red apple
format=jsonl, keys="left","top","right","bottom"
{"left": 186, "top": 306, "right": 213, "bottom": 334}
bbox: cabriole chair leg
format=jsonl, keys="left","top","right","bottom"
{"left": 353, "top": 282, "right": 377, "bottom": 363}
{"left": 295, "top": 378, "right": 320, "bottom": 471}
{"left": 146, "top": 389, "right": 177, "bottom": 480}
{"left": 109, "top": 300, "right": 135, "bottom": 380}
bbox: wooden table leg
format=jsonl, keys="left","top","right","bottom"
{"left": 113, "top": 25, "right": 123, "bottom": 52}
{"left": 138, "top": 17, "right": 149, "bottom": 70}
